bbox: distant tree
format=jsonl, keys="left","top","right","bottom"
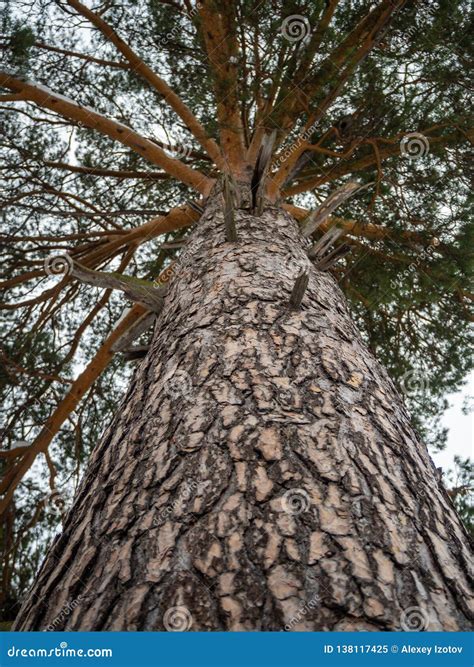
{"left": 1, "top": 0, "right": 472, "bottom": 630}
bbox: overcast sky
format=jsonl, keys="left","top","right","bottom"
{"left": 432, "top": 370, "right": 473, "bottom": 472}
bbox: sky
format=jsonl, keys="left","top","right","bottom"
{"left": 432, "top": 370, "right": 473, "bottom": 472}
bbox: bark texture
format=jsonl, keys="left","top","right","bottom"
{"left": 14, "top": 186, "right": 473, "bottom": 631}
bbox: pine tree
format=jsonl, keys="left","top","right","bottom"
{"left": 1, "top": 0, "right": 472, "bottom": 630}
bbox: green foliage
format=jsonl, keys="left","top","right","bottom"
{"left": 445, "top": 457, "right": 474, "bottom": 538}
{"left": 3, "top": 19, "right": 35, "bottom": 71}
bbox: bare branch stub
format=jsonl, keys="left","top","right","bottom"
{"left": 289, "top": 270, "right": 309, "bottom": 310}
{"left": 223, "top": 174, "right": 238, "bottom": 242}
{"left": 302, "top": 181, "right": 364, "bottom": 238}
{"left": 111, "top": 312, "right": 156, "bottom": 353}
{"left": 251, "top": 130, "right": 277, "bottom": 215}
{"left": 315, "top": 244, "right": 352, "bottom": 271}
{"left": 121, "top": 346, "right": 150, "bottom": 361}
{"left": 308, "top": 226, "right": 346, "bottom": 260}
{"left": 70, "top": 262, "right": 166, "bottom": 313}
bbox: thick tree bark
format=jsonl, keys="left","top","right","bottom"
{"left": 14, "top": 185, "right": 473, "bottom": 631}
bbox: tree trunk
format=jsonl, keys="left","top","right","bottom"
{"left": 14, "top": 185, "right": 473, "bottom": 631}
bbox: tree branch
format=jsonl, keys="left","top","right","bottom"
{"left": 40, "top": 159, "right": 169, "bottom": 180}
{"left": 0, "top": 305, "right": 145, "bottom": 517}
{"left": 284, "top": 203, "right": 429, "bottom": 245}
{"left": 65, "top": 0, "right": 225, "bottom": 169}
{"left": 0, "top": 71, "right": 214, "bottom": 194}
{"left": 268, "top": 1, "right": 407, "bottom": 195}
{"left": 32, "top": 41, "right": 130, "bottom": 69}
{"left": 284, "top": 130, "right": 467, "bottom": 196}
{"left": 70, "top": 261, "right": 166, "bottom": 312}
{"left": 198, "top": 1, "right": 246, "bottom": 172}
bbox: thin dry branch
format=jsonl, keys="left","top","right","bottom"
{"left": 66, "top": 0, "right": 224, "bottom": 169}
{"left": 0, "top": 306, "right": 145, "bottom": 517}
{"left": 255, "top": 0, "right": 339, "bottom": 142}
{"left": 0, "top": 244, "right": 191, "bottom": 516}
{"left": 301, "top": 181, "right": 369, "bottom": 237}
{"left": 284, "top": 130, "right": 466, "bottom": 196}
{"left": 268, "top": 1, "right": 407, "bottom": 194}
{"left": 271, "top": 0, "right": 405, "bottom": 136}
{"left": 32, "top": 41, "right": 130, "bottom": 69}
{"left": 69, "top": 262, "right": 166, "bottom": 313}
{"left": 0, "top": 71, "right": 214, "bottom": 194}
{"left": 41, "top": 160, "right": 169, "bottom": 180}
{"left": 284, "top": 203, "right": 428, "bottom": 245}
{"left": 0, "top": 205, "right": 200, "bottom": 296}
